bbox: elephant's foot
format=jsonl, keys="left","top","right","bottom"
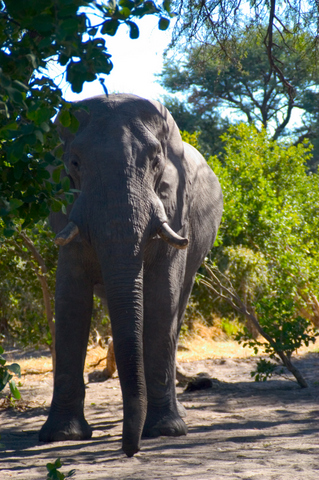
{"left": 39, "top": 413, "right": 92, "bottom": 442}
{"left": 142, "top": 405, "right": 187, "bottom": 438}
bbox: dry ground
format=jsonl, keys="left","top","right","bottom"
{"left": 1, "top": 328, "right": 319, "bottom": 480}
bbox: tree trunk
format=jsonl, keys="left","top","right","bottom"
{"left": 18, "top": 232, "right": 56, "bottom": 375}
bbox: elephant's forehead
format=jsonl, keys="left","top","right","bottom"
{"left": 73, "top": 116, "right": 161, "bottom": 153}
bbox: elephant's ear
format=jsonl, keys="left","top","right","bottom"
{"left": 154, "top": 103, "right": 191, "bottom": 233}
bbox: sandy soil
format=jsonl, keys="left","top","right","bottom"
{"left": 1, "top": 339, "right": 319, "bottom": 480}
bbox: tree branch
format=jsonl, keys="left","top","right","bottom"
{"left": 201, "top": 264, "right": 308, "bottom": 388}
{"left": 263, "top": 0, "right": 295, "bottom": 102}
{"left": 15, "top": 232, "right": 56, "bottom": 375}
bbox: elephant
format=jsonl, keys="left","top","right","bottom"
{"left": 39, "top": 94, "right": 223, "bottom": 457}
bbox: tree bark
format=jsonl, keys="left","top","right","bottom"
{"left": 201, "top": 264, "right": 309, "bottom": 388}
{"left": 18, "top": 232, "right": 56, "bottom": 375}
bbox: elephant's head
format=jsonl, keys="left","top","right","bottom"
{"left": 55, "top": 95, "right": 188, "bottom": 250}
{"left": 53, "top": 94, "right": 189, "bottom": 456}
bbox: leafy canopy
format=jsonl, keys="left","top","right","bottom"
{"left": 188, "top": 125, "right": 319, "bottom": 345}
{"left": 213, "top": 124, "right": 319, "bottom": 338}
{"left": 0, "top": 0, "right": 174, "bottom": 236}
{"left": 171, "top": 0, "right": 319, "bottom": 95}
{"left": 161, "top": 27, "right": 319, "bottom": 165}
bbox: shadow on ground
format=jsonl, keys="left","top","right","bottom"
{"left": 1, "top": 352, "right": 319, "bottom": 479}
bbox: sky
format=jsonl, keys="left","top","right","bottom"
{"left": 52, "top": 16, "right": 174, "bottom": 103}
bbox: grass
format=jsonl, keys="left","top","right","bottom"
{"left": 4, "top": 320, "right": 319, "bottom": 375}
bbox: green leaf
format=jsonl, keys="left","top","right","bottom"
{"left": 31, "top": 14, "right": 55, "bottom": 33}
{"left": 9, "top": 199, "right": 23, "bottom": 211}
{"left": 7, "top": 87, "right": 24, "bottom": 104}
{"left": 59, "top": 110, "right": 71, "bottom": 128}
{"left": 61, "top": 176, "right": 71, "bottom": 192}
{"left": 41, "top": 122, "right": 51, "bottom": 133}
{"left": 88, "top": 27, "right": 98, "bottom": 36}
{"left": 52, "top": 168, "right": 61, "bottom": 183}
{"left": 59, "top": 18, "right": 78, "bottom": 35}
{"left": 159, "top": 17, "right": 170, "bottom": 30}
{"left": 101, "top": 19, "right": 120, "bottom": 36}
{"left": 51, "top": 200, "right": 62, "bottom": 212}
{"left": 119, "top": 0, "right": 135, "bottom": 9}
{"left": 35, "top": 130, "right": 44, "bottom": 144}
{"left": 162, "top": 0, "right": 171, "bottom": 13}
{"left": 3, "top": 228, "right": 16, "bottom": 238}
{"left": 0, "top": 72, "right": 11, "bottom": 88}
{"left": 127, "top": 21, "right": 139, "bottom": 39}
{"left": 7, "top": 363, "right": 21, "bottom": 377}
{"left": 0, "top": 371, "right": 12, "bottom": 391}
{"left": 69, "top": 114, "right": 80, "bottom": 134}
{"left": 13, "top": 162, "right": 24, "bottom": 180}
{"left": 10, "top": 380, "right": 22, "bottom": 399}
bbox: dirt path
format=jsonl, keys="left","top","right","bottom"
{"left": 1, "top": 350, "right": 319, "bottom": 479}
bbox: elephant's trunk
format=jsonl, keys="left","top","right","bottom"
{"left": 101, "top": 261, "right": 146, "bottom": 457}
{"left": 89, "top": 198, "right": 149, "bottom": 456}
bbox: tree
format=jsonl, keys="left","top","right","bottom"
{"left": 0, "top": 221, "right": 57, "bottom": 348}
{"left": 162, "top": 95, "right": 230, "bottom": 157}
{"left": 0, "top": 1, "right": 174, "bottom": 356}
{"left": 0, "top": 0, "right": 175, "bottom": 236}
{"left": 161, "top": 27, "right": 319, "bottom": 167}
{"left": 185, "top": 124, "right": 319, "bottom": 383}
{"left": 186, "top": 124, "right": 319, "bottom": 331}
{"left": 170, "top": 0, "right": 319, "bottom": 98}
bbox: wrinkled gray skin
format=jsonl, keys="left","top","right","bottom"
{"left": 39, "top": 94, "right": 223, "bottom": 457}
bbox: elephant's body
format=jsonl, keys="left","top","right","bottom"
{"left": 40, "top": 94, "right": 223, "bottom": 456}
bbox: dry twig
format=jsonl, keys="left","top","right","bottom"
{"left": 200, "top": 263, "right": 308, "bottom": 388}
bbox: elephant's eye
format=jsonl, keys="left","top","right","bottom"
{"left": 153, "top": 156, "right": 162, "bottom": 171}
{"left": 71, "top": 158, "right": 80, "bottom": 170}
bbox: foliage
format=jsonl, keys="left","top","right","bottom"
{"left": 209, "top": 124, "right": 319, "bottom": 279}
{"left": 0, "top": 220, "right": 110, "bottom": 348}
{"left": 212, "top": 123, "right": 319, "bottom": 320}
{"left": 236, "top": 295, "right": 318, "bottom": 381}
{"left": 201, "top": 263, "right": 316, "bottom": 387}
{"left": 250, "top": 358, "right": 278, "bottom": 382}
{"left": 183, "top": 123, "right": 319, "bottom": 377}
{"left": 0, "top": 221, "right": 57, "bottom": 347}
{"left": 0, "top": 344, "right": 21, "bottom": 399}
{"left": 0, "top": 0, "right": 174, "bottom": 236}
{"left": 165, "top": 97, "right": 229, "bottom": 157}
{"left": 162, "top": 27, "right": 319, "bottom": 166}
{"left": 190, "top": 123, "right": 319, "bottom": 382}
{"left": 170, "top": 0, "right": 319, "bottom": 101}
{"left": 46, "top": 458, "right": 75, "bottom": 480}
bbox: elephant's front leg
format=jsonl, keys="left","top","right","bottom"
{"left": 39, "top": 244, "right": 94, "bottom": 442}
{"left": 142, "top": 252, "right": 188, "bottom": 438}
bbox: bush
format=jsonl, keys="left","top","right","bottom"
{"left": 185, "top": 125, "right": 319, "bottom": 351}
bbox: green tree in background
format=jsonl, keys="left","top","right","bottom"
{"left": 184, "top": 124, "right": 319, "bottom": 383}
{"left": 187, "top": 125, "right": 319, "bottom": 333}
{"left": 171, "top": 0, "right": 319, "bottom": 96}
{"left": 162, "top": 28, "right": 319, "bottom": 168}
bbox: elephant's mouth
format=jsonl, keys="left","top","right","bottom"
{"left": 54, "top": 220, "right": 188, "bottom": 249}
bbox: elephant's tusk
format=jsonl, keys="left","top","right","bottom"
{"left": 158, "top": 222, "right": 188, "bottom": 249}
{"left": 55, "top": 221, "right": 79, "bottom": 246}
